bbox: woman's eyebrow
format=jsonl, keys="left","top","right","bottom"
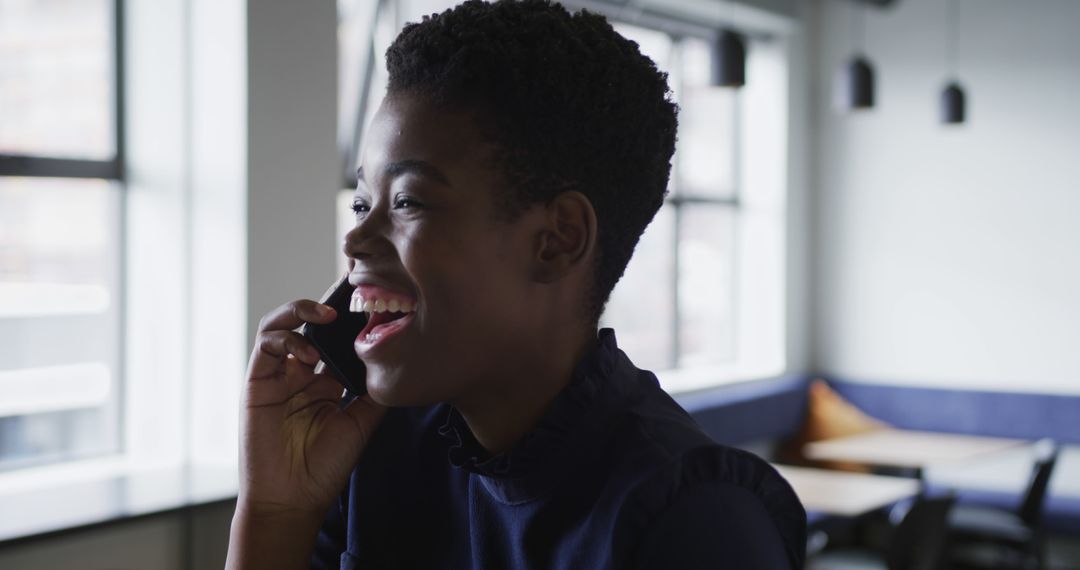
{"left": 356, "top": 160, "right": 452, "bottom": 187}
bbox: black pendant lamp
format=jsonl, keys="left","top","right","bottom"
{"left": 940, "top": 0, "right": 967, "bottom": 124}
{"left": 840, "top": 56, "right": 875, "bottom": 109}
{"left": 941, "top": 82, "right": 966, "bottom": 124}
{"left": 837, "top": 1, "right": 876, "bottom": 111}
{"left": 712, "top": 29, "right": 746, "bottom": 88}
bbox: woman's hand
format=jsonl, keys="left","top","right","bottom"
{"left": 227, "top": 299, "right": 386, "bottom": 569}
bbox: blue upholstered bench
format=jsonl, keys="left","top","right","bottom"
{"left": 824, "top": 379, "right": 1080, "bottom": 445}
{"left": 677, "top": 375, "right": 808, "bottom": 452}
{"left": 678, "top": 376, "right": 1080, "bottom": 535}
{"left": 826, "top": 378, "right": 1080, "bottom": 534}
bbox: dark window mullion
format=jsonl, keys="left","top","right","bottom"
{"left": 112, "top": 0, "right": 126, "bottom": 180}
{"left": 667, "top": 194, "right": 739, "bottom": 207}
{"left": 0, "top": 155, "right": 122, "bottom": 180}
{"left": 344, "top": 0, "right": 387, "bottom": 188}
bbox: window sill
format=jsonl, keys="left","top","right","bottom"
{"left": 0, "top": 460, "right": 238, "bottom": 546}
{"left": 657, "top": 362, "right": 786, "bottom": 395}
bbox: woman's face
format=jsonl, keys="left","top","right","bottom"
{"left": 344, "top": 92, "right": 544, "bottom": 407}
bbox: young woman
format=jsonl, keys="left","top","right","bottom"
{"left": 226, "top": 1, "right": 805, "bottom": 568}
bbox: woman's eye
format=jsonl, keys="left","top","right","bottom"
{"left": 350, "top": 201, "right": 370, "bottom": 215}
{"left": 393, "top": 196, "right": 422, "bottom": 210}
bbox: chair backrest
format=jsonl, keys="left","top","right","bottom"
{"left": 1017, "top": 438, "right": 1060, "bottom": 527}
{"left": 886, "top": 496, "right": 956, "bottom": 570}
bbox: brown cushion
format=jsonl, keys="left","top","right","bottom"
{"left": 777, "top": 379, "right": 889, "bottom": 472}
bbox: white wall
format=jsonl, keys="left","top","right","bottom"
{"left": 811, "top": 0, "right": 1080, "bottom": 394}
{"left": 0, "top": 501, "right": 234, "bottom": 569}
{"left": 246, "top": 0, "right": 342, "bottom": 344}
{"left": 784, "top": 1, "right": 814, "bottom": 379}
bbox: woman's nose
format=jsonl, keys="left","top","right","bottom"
{"left": 342, "top": 204, "right": 389, "bottom": 261}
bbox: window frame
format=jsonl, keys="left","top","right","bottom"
{"left": 586, "top": 19, "right": 789, "bottom": 387}
{"left": 0, "top": 0, "right": 128, "bottom": 470}
{"left": 0, "top": 0, "right": 126, "bottom": 181}
{"left": 648, "top": 33, "right": 743, "bottom": 371}
{"left": 340, "top": 0, "right": 387, "bottom": 189}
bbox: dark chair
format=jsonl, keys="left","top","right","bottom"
{"left": 808, "top": 496, "right": 956, "bottom": 570}
{"left": 947, "top": 438, "right": 1060, "bottom": 570}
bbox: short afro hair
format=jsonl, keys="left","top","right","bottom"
{"left": 386, "top": 0, "right": 678, "bottom": 325}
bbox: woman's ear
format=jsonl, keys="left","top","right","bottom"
{"left": 532, "top": 191, "right": 598, "bottom": 284}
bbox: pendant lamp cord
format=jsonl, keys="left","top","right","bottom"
{"left": 850, "top": 0, "right": 866, "bottom": 56}
{"left": 947, "top": 0, "right": 958, "bottom": 79}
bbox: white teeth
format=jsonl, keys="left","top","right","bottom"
{"left": 350, "top": 296, "right": 418, "bottom": 313}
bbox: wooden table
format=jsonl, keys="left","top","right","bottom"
{"left": 802, "top": 429, "right": 1028, "bottom": 475}
{"left": 774, "top": 464, "right": 921, "bottom": 518}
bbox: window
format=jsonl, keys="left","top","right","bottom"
{"left": 337, "top": 1, "right": 787, "bottom": 391}
{"left": 610, "top": 25, "right": 788, "bottom": 391}
{"left": 601, "top": 27, "right": 740, "bottom": 373}
{"left": 0, "top": 0, "right": 123, "bottom": 470}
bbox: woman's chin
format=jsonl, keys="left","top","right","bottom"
{"left": 364, "top": 367, "right": 439, "bottom": 408}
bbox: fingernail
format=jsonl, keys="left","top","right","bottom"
{"left": 317, "top": 304, "right": 334, "bottom": 317}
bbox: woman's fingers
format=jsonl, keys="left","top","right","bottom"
{"left": 248, "top": 330, "right": 319, "bottom": 380}
{"left": 258, "top": 299, "right": 336, "bottom": 333}
{"left": 247, "top": 300, "right": 337, "bottom": 380}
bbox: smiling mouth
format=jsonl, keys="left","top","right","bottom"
{"left": 351, "top": 287, "right": 418, "bottom": 348}
{"left": 356, "top": 309, "right": 413, "bottom": 344}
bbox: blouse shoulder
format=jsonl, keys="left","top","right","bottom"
{"left": 608, "top": 397, "right": 807, "bottom": 569}
{"left": 615, "top": 440, "right": 807, "bottom": 569}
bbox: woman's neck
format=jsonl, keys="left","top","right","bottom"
{"left": 451, "top": 327, "right": 596, "bottom": 455}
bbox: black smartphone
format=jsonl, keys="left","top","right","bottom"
{"left": 301, "top": 273, "right": 368, "bottom": 396}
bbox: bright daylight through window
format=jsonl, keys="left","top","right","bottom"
{"left": 0, "top": 0, "right": 123, "bottom": 470}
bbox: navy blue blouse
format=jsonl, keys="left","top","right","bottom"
{"left": 312, "top": 329, "right": 806, "bottom": 569}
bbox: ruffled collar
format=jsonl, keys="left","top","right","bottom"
{"left": 436, "top": 329, "right": 634, "bottom": 501}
